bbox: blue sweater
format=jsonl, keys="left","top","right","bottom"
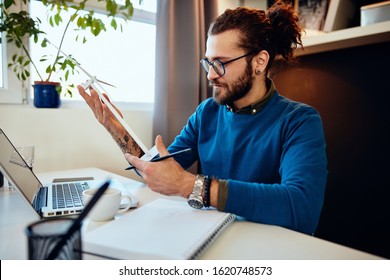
{"left": 169, "top": 91, "right": 327, "bottom": 234}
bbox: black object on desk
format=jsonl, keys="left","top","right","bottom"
{"left": 125, "top": 148, "right": 192, "bottom": 171}
{"left": 45, "top": 179, "right": 111, "bottom": 260}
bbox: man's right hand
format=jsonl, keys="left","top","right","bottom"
{"left": 77, "top": 85, "right": 124, "bottom": 131}
{"left": 77, "top": 85, "right": 144, "bottom": 156}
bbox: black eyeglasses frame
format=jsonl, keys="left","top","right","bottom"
{"left": 200, "top": 51, "right": 255, "bottom": 77}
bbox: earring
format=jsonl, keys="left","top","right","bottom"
{"left": 256, "top": 69, "right": 261, "bottom": 75}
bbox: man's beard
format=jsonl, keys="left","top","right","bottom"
{"left": 211, "top": 64, "right": 254, "bottom": 107}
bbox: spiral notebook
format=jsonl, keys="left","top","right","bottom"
{"left": 83, "top": 198, "right": 235, "bottom": 259}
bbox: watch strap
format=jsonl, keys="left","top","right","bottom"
{"left": 204, "top": 175, "right": 211, "bottom": 208}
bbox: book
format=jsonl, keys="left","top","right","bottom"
{"left": 297, "top": 0, "right": 329, "bottom": 31}
{"left": 322, "top": 0, "right": 355, "bottom": 32}
{"left": 83, "top": 198, "right": 235, "bottom": 259}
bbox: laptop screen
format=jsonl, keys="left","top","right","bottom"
{"left": 0, "top": 129, "right": 42, "bottom": 204}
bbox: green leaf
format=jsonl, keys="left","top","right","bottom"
{"left": 111, "top": 19, "right": 117, "bottom": 30}
{"left": 54, "top": 14, "right": 62, "bottom": 26}
{"left": 17, "top": 56, "right": 24, "bottom": 64}
{"left": 77, "top": 16, "right": 83, "bottom": 27}
{"left": 40, "top": 55, "right": 48, "bottom": 62}
{"left": 55, "top": 85, "right": 62, "bottom": 94}
{"left": 107, "top": 0, "right": 113, "bottom": 12}
{"left": 128, "top": 5, "right": 134, "bottom": 18}
{"left": 4, "top": 0, "right": 15, "bottom": 9}
{"left": 49, "top": 16, "right": 54, "bottom": 27}
{"left": 92, "top": 20, "right": 101, "bottom": 36}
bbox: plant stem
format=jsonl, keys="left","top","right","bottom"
{"left": 16, "top": 36, "right": 44, "bottom": 81}
{"left": 46, "top": 9, "right": 79, "bottom": 82}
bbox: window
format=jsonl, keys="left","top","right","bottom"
{"left": 1, "top": 0, "right": 156, "bottom": 104}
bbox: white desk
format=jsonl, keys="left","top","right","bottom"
{"left": 0, "top": 167, "right": 383, "bottom": 260}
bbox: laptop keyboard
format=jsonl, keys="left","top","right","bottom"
{"left": 52, "top": 182, "right": 90, "bottom": 209}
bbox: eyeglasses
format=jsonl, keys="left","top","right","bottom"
{"left": 200, "top": 52, "right": 255, "bottom": 77}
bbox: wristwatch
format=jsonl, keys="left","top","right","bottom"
{"left": 187, "top": 174, "right": 205, "bottom": 209}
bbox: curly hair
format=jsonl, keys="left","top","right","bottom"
{"left": 208, "top": 0, "right": 303, "bottom": 70}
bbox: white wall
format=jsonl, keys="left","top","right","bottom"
{"left": 0, "top": 102, "right": 153, "bottom": 182}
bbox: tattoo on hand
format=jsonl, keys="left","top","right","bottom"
{"left": 117, "top": 132, "right": 144, "bottom": 157}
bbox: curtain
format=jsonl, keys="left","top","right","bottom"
{"left": 153, "top": 0, "right": 218, "bottom": 148}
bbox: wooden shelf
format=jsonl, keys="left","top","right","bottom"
{"left": 295, "top": 20, "right": 390, "bottom": 56}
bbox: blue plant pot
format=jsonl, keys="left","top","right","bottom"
{"left": 33, "top": 81, "right": 61, "bottom": 108}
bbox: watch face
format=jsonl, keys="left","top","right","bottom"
{"left": 188, "top": 198, "right": 203, "bottom": 209}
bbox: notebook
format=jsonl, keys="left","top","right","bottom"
{"left": 83, "top": 198, "right": 235, "bottom": 259}
{"left": 0, "top": 128, "right": 138, "bottom": 218}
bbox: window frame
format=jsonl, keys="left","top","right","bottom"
{"left": 0, "top": 0, "right": 28, "bottom": 104}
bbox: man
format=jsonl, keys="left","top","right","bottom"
{"left": 78, "top": 1, "right": 327, "bottom": 234}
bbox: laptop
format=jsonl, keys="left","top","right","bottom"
{"left": 0, "top": 128, "right": 138, "bottom": 218}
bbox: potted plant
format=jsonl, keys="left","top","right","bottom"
{"left": 0, "top": 0, "right": 137, "bottom": 108}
